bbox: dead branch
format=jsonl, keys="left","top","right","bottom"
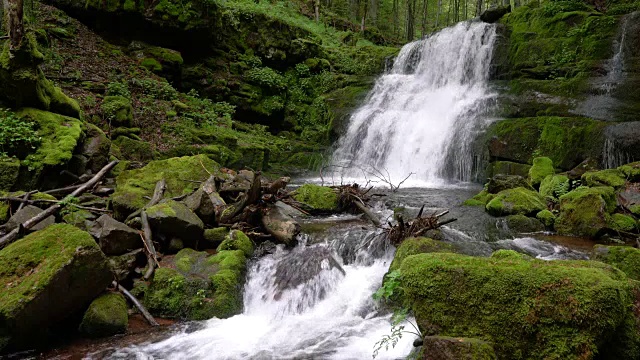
{"left": 386, "top": 206, "right": 457, "bottom": 245}
{"left": 141, "top": 211, "right": 159, "bottom": 281}
{"left": 0, "top": 197, "right": 109, "bottom": 213}
{"left": 125, "top": 179, "right": 167, "bottom": 223}
{"left": 114, "top": 281, "right": 159, "bottom": 326}
{"left": 16, "top": 190, "right": 36, "bottom": 212}
{"left": 0, "top": 160, "right": 118, "bottom": 249}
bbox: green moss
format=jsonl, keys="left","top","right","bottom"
{"left": 389, "top": 237, "right": 455, "bottom": 272}
{"left": 555, "top": 186, "right": 616, "bottom": 237}
{"left": 618, "top": 162, "right": 640, "bottom": 182}
{"left": 217, "top": 230, "right": 253, "bottom": 258}
{"left": 593, "top": 245, "right": 640, "bottom": 281}
{"left": 146, "top": 47, "right": 183, "bottom": 66}
{"left": 536, "top": 209, "right": 556, "bottom": 227}
{"left": 582, "top": 169, "right": 626, "bottom": 189}
{"left": 113, "top": 136, "right": 153, "bottom": 162}
{"left": 400, "top": 251, "right": 640, "bottom": 360}
{"left": 539, "top": 174, "right": 569, "bottom": 201}
{"left": 141, "top": 58, "right": 163, "bottom": 72}
{"left": 609, "top": 213, "right": 638, "bottom": 232}
{"left": 489, "top": 161, "right": 532, "bottom": 178}
{"left": 485, "top": 187, "right": 546, "bottom": 217}
{"left": 505, "top": 214, "right": 545, "bottom": 233}
{"left": 78, "top": 292, "right": 128, "bottom": 337}
{"left": 111, "top": 155, "right": 219, "bottom": 219}
{"left": 464, "top": 190, "right": 496, "bottom": 207}
{"left": 0, "top": 157, "right": 20, "bottom": 191}
{"left": 292, "top": 184, "right": 338, "bottom": 211}
{"left": 204, "top": 227, "right": 229, "bottom": 245}
{"left": 528, "top": 157, "right": 554, "bottom": 188}
{"left": 101, "top": 96, "right": 133, "bottom": 126}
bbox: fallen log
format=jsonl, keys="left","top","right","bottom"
{"left": 353, "top": 201, "right": 381, "bottom": 227}
{"left": 0, "top": 160, "right": 118, "bottom": 250}
{"left": 114, "top": 281, "right": 159, "bottom": 326}
{"left": 16, "top": 190, "right": 36, "bottom": 212}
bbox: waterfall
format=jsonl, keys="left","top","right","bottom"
{"left": 331, "top": 21, "right": 499, "bottom": 186}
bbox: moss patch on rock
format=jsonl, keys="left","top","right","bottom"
{"left": 292, "top": 184, "right": 338, "bottom": 212}
{"left": 78, "top": 292, "right": 128, "bottom": 337}
{"left": 555, "top": 186, "right": 615, "bottom": 237}
{"left": 582, "top": 169, "right": 626, "bottom": 189}
{"left": 593, "top": 245, "right": 640, "bottom": 281}
{"left": 217, "top": 230, "right": 253, "bottom": 258}
{"left": 389, "top": 237, "right": 456, "bottom": 272}
{"left": 609, "top": 213, "right": 638, "bottom": 232}
{"left": 536, "top": 209, "right": 556, "bottom": 227}
{"left": 528, "top": 157, "right": 554, "bottom": 188}
{"left": 485, "top": 187, "right": 546, "bottom": 216}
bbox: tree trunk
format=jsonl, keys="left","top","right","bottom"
{"left": 315, "top": 0, "right": 320, "bottom": 21}
{"left": 360, "top": 0, "right": 367, "bottom": 32}
{"left": 435, "top": 0, "right": 441, "bottom": 27}
{"left": 3, "top": 0, "right": 24, "bottom": 49}
{"left": 406, "top": 0, "right": 414, "bottom": 42}
{"left": 475, "top": 0, "right": 483, "bottom": 16}
{"left": 421, "top": 0, "right": 428, "bottom": 36}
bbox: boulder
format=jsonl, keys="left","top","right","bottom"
{"left": 0, "top": 158, "right": 20, "bottom": 191}
{"left": 183, "top": 175, "right": 225, "bottom": 224}
{"left": 146, "top": 200, "right": 204, "bottom": 244}
{"left": 5, "top": 205, "right": 55, "bottom": 232}
{"left": 93, "top": 214, "right": 140, "bottom": 256}
{"left": 111, "top": 155, "right": 219, "bottom": 220}
{"left": 109, "top": 249, "right": 144, "bottom": 282}
{"left": 528, "top": 157, "right": 554, "bottom": 188}
{"left": 485, "top": 187, "right": 546, "bottom": 216}
{"left": 144, "top": 248, "right": 247, "bottom": 320}
{"left": 420, "top": 336, "right": 497, "bottom": 360}
{"left": 273, "top": 245, "right": 345, "bottom": 296}
{"left": 486, "top": 174, "right": 532, "bottom": 194}
{"left": 536, "top": 209, "right": 556, "bottom": 227}
{"left": 618, "top": 184, "right": 640, "bottom": 216}
{"left": 217, "top": 230, "right": 254, "bottom": 258}
{"left": 480, "top": 5, "right": 510, "bottom": 23}
{"left": 79, "top": 124, "right": 111, "bottom": 174}
{"left": 581, "top": 169, "right": 626, "bottom": 189}
{"left": 113, "top": 136, "right": 154, "bottom": 162}
{"left": 0, "top": 224, "right": 112, "bottom": 351}
{"left": 555, "top": 187, "right": 615, "bottom": 238}
{"left": 539, "top": 174, "right": 569, "bottom": 200}
{"left": 592, "top": 245, "right": 640, "bottom": 281}
{"left": 101, "top": 96, "right": 133, "bottom": 127}
{"left": 203, "top": 227, "right": 229, "bottom": 247}
{"left": 62, "top": 209, "right": 96, "bottom": 231}
{"left": 609, "top": 213, "right": 638, "bottom": 232}
{"left": 292, "top": 184, "right": 339, "bottom": 212}
{"left": 389, "top": 237, "right": 456, "bottom": 272}
{"left": 78, "top": 292, "right": 128, "bottom": 337}
{"left": 505, "top": 215, "right": 545, "bottom": 233}
{"left": 400, "top": 251, "right": 640, "bottom": 360}
{"left": 261, "top": 205, "right": 301, "bottom": 246}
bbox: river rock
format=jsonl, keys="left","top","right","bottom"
{"left": 480, "top": 5, "right": 510, "bottom": 23}
{"left": 486, "top": 174, "right": 532, "bottom": 194}
{"left": 146, "top": 200, "right": 204, "bottom": 245}
{"left": 0, "top": 224, "right": 112, "bottom": 351}
{"left": 420, "top": 336, "right": 497, "bottom": 360}
{"left": 262, "top": 205, "right": 301, "bottom": 246}
{"left": 5, "top": 205, "right": 55, "bottom": 232}
{"left": 401, "top": 250, "right": 640, "bottom": 360}
{"left": 485, "top": 187, "right": 546, "bottom": 216}
{"left": 292, "top": 184, "right": 339, "bottom": 212}
{"left": 78, "top": 292, "right": 128, "bottom": 337}
{"left": 93, "top": 214, "right": 141, "bottom": 256}
{"left": 144, "top": 248, "right": 248, "bottom": 320}
{"left": 504, "top": 214, "right": 545, "bottom": 233}
{"left": 183, "top": 175, "right": 226, "bottom": 224}
{"left": 555, "top": 186, "right": 616, "bottom": 238}
{"left": 274, "top": 245, "right": 345, "bottom": 294}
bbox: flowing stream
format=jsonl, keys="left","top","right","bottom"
{"left": 331, "top": 21, "right": 499, "bottom": 186}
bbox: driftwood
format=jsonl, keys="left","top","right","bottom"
{"left": 0, "top": 160, "right": 118, "bottom": 249}
{"left": 387, "top": 206, "right": 457, "bottom": 245}
{"left": 43, "top": 184, "right": 82, "bottom": 195}
{"left": 126, "top": 179, "right": 167, "bottom": 223}
{"left": 219, "top": 173, "right": 261, "bottom": 224}
{"left": 141, "top": 211, "right": 158, "bottom": 281}
{"left": 114, "top": 281, "right": 159, "bottom": 326}
{"left": 16, "top": 190, "right": 36, "bottom": 212}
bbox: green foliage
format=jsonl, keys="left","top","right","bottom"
{"left": 539, "top": 174, "right": 569, "bottom": 201}
{"left": 245, "top": 67, "right": 287, "bottom": 91}
{"left": 0, "top": 108, "right": 40, "bottom": 158}
{"left": 374, "top": 269, "right": 403, "bottom": 301}
{"left": 106, "top": 82, "right": 131, "bottom": 98}
{"left": 130, "top": 78, "right": 178, "bottom": 100}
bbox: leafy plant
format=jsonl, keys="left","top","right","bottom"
{"left": 106, "top": 81, "right": 131, "bottom": 98}
{"left": 0, "top": 109, "right": 41, "bottom": 158}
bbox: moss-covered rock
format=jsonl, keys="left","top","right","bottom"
{"left": 609, "top": 213, "right": 638, "bottom": 232}
{"left": 536, "top": 209, "right": 556, "bottom": 227}
{"left": 485, "top": 187, "right": 546, "bottom": 216}
{"left": 292, "top": 184, "right": 338, "bottom": 212}
{"left": 486, "top": 174, "right": 532, "bottom": 194}
{"left": 111, "top": 155, "right": 219, "bottom": 219}
{"left": 0, "top": 158, "right": 20, "bottom": 191}
{"left": 113, "top": 136, "right": 154, "bottom": 162}
{"left": 217, "top": 230, "right": 254, "bottom": 258}
{"left": 389, "top": 237, "right": 456, "bottom": 272}
{"left": 204, "top": 227, "right": 229, "bottom": 247}
{"left": 619, "top": 161, "right": 640, "bottom": 182}
{"left": 62, "top": 209, "right": 96, "bottom": 230}
{"left": 400, "top": 251, "right": 640, "bottom": 360}
{"left": 582, "top": 169, "right": 626, "bottom": 189}
{"left": 146, "top": 200, "right": 204, "bottom": 245}
{"left": 0, "top": 224, "right": 112, "bottom": 350}
{"left": 528, "top": 157, "right": 554, "bottom": 188}
{"left": 101, "top": 96, "right": 133, "bottom": 127}
{"left": 505, "top": 214, "right": 545, "bottom": 233}
{"left": 78, "top": 292, "right": 128, "bottom": 337}
{"left": 539, "top": 174, "right": 569, "bottom": 201}
{"left": 421, "top": 336, "right": 497, "bottom": 360}
{"left": 555, "top": 186, "right": 616, "bottom": 238}
{"left": 144, "top": 248, "right": 247, "bottom": 320}
{"left": 463, "top": 190, "right": 495, "bottom": 206}
{"left": 592, "top": 245, "right": 640, "bottom": 281}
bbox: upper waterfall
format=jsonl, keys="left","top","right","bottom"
{"left": 332, "top": 21, "right": 499, "bottom": 186}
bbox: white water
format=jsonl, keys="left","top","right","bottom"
{"left": 332, "top": 21, "right": 498, "bottom": 186}
{"left": 108, "top": 232, "right": 415, "bottom": 360}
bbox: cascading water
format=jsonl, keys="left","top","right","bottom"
{"left": 331, "top": 21, "right": 499, "bottom": 186}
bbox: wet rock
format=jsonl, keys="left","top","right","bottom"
{"left": 555, "top": 186, "right": 615, "bottom": 238}
{"left": 504, "top": 215, "right": 545, "bottom": 233}
{"left": 254, "top": 240, "right": 278, "bottom": 258}
{"left": 203, "top": 227, "right": 229, "bottom": 247}
{"left": 94, "top": 214, "right": 141, "bottom": 256}
{"left": 486, "top": 174, "right": 532, "bottom": 194}
{"left": 109, "top": 249, "right": 144, "bottom": 282}
{"left": 421, "top": 336, "right": 497, "bottom": 360}
{"left": 592, "top": 245, "right": 640, "bottom": 280}
{"left": 389, "top": 237, "right": 457, "bottom": 272}
{"left": 528, "top": 157, "right": 554, "bottom": 189}
{"left": 485, "top": 187, "right": 546, "bottom": 216}
{"left": 262, "top": 205, "right": 301, "bottom": 246}
{"left": 145, "top": 248, "right": 247, "bottom": 320}
{"left": 78, "top": 292, "right": 128, "bottom": 337}
{"left": 0, "top": 224, "right": 112, "bottom": 351}
{"left": 5, "top": 205, "right": 55, "bottom": 232}
{"left": 480, "top": 5, "right": 510, "bottom": 23}
{"left": 146, "top": 200, "right": 204, "bottom": 245}
{"left": 401, "top": 251, "right": 640, "bottom": 360}
{"left": 274, "top": 245, "right": 345, "bottom": 293}
{"left": 183, "top": 175, "right": 226, "bottom": 224}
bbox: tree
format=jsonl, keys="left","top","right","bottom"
{"left": 2, "top": 0, "right": 24, "bottom": 49}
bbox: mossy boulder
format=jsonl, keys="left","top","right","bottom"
{"left": 292, "top": 184, "right": 338, "bottom": 212}
{"left": 486, "top": 174, "right": 532, "bottom": 194}
{"left": 78, "top": 292, "right": 128, "bottom": 337}
{"left": 0, "top": 224, "right": 112, "bottom": 350}
{"left": 485, "top": 187, "right": 546, "bottom": 216}
{"left": 389, "top": 237, "right": 456, "bottom": 272}
{"left": 204, "top": 227, "right": 229, "bottom": 247}
{"left": 421, "top": 336, "right": 497, "bottom": 360}
{"left": 528, "top": 157, "right": 554, "bottom": 188}
{"left": 79, "top": 124, "right": 111, "bottom": 174}
{"left": 505, "top": 214, "right": 545, "bottom": 233}
{"left": 111, "top": 155, "right": 219, "bottom": 219}
{"left": 488, "top": 161, "right": 531, "bottom": 178}
{"left": 555, "top": 187, "right": 616, "bottom": 238}
{"left": 619, "top": 162, "right": 640, "bottom": 182}
{"left": 217, "top": 230, "right": 254, "bottom": 258}
{"left": 536, "top": 209, "right": 556, "bottom": 227}
{"left": 93, "top": 214, "right": 141, "bottom": 256}
{"left": 539, "top": 174, "right": 569, "bottom": 201}
{"left": 463, "top": 190, "right": 495, "bottom": 206}
{"left": 609, "top": 213, "right": 638, "bottom": 232}
{"left": 582, "top": 169, "right": 626, "bottom": 189}
{"left": 113, "top": 136, "right": 154, "bottom": 162}
{"left": 0, "top": 158, "right": 20, "bottom": 191}
{"left": 144, "top": 248, "right": 247, "bottom": 320}
{"left": 400, "top": 251, "right": 640, "bottom": 360}
{"left": 146, "top": 200, "right": 204, "bottom": 245}
{"left": 101, "top": 96, "right": 133, "bottom": 127}
{"left": 593, "top": 245, "right": 640, "bottom": 281}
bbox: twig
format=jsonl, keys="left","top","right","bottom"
{"left": 16, "top": 190, "right": 37, "bottom": 212}
{"left": 125, "top": 179, "right": 167, "bottom": 223}
{"left": 43, "top": 184, "right": 82, "bottom": 195}
{"left": 114, "top": 281, "right": 159, "bottom": 326}
{"left": 0, "top": 161, "right": 118, "bottom": 249}
{"left": 0, "top": 197, "right": 109, "bottom": 213}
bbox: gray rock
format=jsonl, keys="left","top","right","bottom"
{"left": 5, "top": 205, "right": 55, "bottom": 232}
{"left": 183, "top": 176, "right": 225, "bottom": 224}
{"left": 95, "top": 214, "right": 141, "bottom": 255}
{"left": 108, "top": 249, "right": 144, "bottom": 282}
{"left": 261, "top": 205, "right": 301, "bottom": 246}
{"left": 487, "top": 174, "right": 533, "bottom": 194}
{"left": 480, "top": 5, "right": 510, "bottom": 23}
{"left": 146, "top": 200, "right": 204, "bottom": 244}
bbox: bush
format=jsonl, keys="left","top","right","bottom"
{"left": 0, "top": 109, "right": 40, "bottom": 158}
{"left": 106, "top": 82, "right": 131, "bottom": 98}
